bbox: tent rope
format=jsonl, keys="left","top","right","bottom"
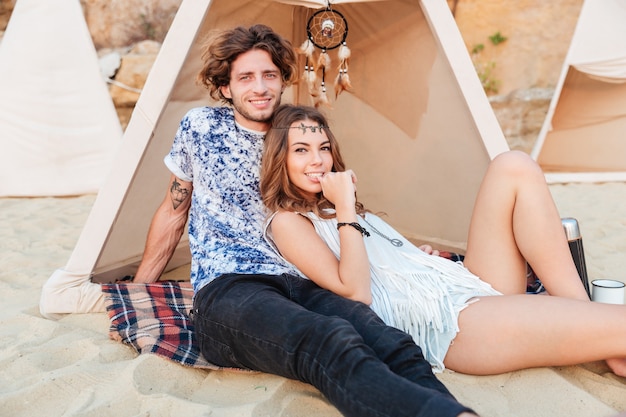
{"left": 106, "top": 78, "right": 143, "bottom": 94}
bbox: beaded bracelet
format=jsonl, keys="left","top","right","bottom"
{"left": 336, "top": 222, "right": 370, "bottom": 237}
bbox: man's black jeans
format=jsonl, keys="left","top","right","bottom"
{"left": 192, "top": 273, "right": 473, "bottom": 417}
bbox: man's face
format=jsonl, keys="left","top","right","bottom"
{"left": 220, "top": 49, "right": 285, "bottom": 132}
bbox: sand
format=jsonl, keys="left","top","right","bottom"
{"left": 1, "top": 183, "right": 625, "bottom": 417}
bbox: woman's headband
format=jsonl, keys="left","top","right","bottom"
{"left": 272, "top": 122, "right": 328, "bottom": 134}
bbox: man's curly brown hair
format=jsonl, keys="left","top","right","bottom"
{"left": 197, "top": 24, "right": 298, "bottom": 104}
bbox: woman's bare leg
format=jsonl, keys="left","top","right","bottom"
{"left": 444, "top": 294, "right": 626, "bottom": 376}
{"left": 463, "top": 151, "right": 588, "bottom": 300}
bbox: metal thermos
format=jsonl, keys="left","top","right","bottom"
{"left": 562, "top": 217, "right": 591, "bottom": 298}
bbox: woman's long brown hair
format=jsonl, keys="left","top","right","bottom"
{"left": 261, "top": 104, "right": 365, "bottom": 219}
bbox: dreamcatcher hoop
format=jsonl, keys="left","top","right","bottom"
{"left": 306, "top": 8, "right": 348, "bottom": 50}
{"left": 297, "top": 7, "right": 353, "bottom": 107}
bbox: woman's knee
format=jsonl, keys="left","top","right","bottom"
{"left": 489, "top": 150, "right": 543, "bottom": 179}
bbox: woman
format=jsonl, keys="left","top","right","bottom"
{"left": 260, "top": 104, "right": 626, "bottom": 376}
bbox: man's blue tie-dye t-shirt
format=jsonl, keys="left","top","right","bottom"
{"left": 165, "top": 106, "right": 300, "bottom": 293}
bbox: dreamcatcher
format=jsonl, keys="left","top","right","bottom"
{"left": 297, "top": 6, "right": 351, "bottom": 107}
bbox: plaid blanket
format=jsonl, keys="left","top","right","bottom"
{"left": 101, "top": 281, "right": 219, "bottom": 369}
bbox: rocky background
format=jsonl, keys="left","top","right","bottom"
{"left": 0, "top": 0, "right": 585, "bottom": 153}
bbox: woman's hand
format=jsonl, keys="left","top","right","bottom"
{"left": 419, "top": 244, "right": 440, "bottom": 257}
{"left": 320, "top": 170, "right": 357, "bottom": 211}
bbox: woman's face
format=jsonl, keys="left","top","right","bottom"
{"left": 285, "top": 119, "right": 334, "bottom": 197}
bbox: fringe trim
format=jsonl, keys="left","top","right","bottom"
{"left": 369, "top": 254, "right": 499, "bottom": 371}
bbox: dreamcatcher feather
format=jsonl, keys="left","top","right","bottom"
{"left": 297, "top": 39, "right": 317, "bottom": 93}
{"left": 297, "top": 7, "right": 351, "bottom": 108}
{"left": 316, "top": 49, "right": 331, "bottom": 106}
{"left": 334, "top": 42, "right": 352, "bottom": 98}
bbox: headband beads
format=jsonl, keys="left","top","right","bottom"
{"left": 273, "top": 122, "right": 327, "bottom": 134}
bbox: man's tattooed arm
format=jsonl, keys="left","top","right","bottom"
{"left": 170, "top": 178, "right": 191, "bottom": 210}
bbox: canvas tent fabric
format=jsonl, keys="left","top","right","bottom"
{"left": 0, "top": 0, "right": 123, "bottom": 197}
{"left": 40, "top": 0, "right": 509, "bottom": 319}
{"left": 531, "top": 0, "right": 626, "bottom": 183}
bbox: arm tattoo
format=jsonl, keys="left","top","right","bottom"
{"left": 170, "top": 179, "right": 190, "bottom": 210}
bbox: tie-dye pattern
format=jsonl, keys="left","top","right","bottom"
{"left": 165, "top": 107, "right": 300, "bottom": 293}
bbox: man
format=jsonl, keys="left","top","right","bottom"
{"left": 135, "top": 24, "right": 476, "bottom": 417}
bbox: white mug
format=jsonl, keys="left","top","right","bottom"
{"left": 591, "top": 279, "right": 625, "bottom": 305}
